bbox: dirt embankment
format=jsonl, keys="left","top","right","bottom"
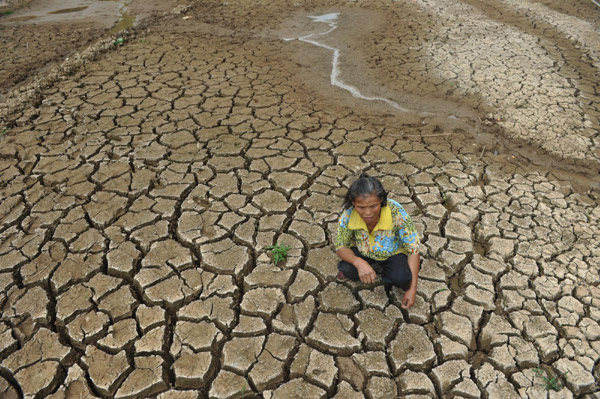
{"left": 0, "top": 0, "right": 177, "bottom": 97}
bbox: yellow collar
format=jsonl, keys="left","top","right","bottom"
{"left": 348, "top": 205, "right": 393, "bottom": 232}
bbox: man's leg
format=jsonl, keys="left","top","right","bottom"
{"left": 337, "top": 247, "right": 373, "bottom": 281}
{"left": 380, "top": 253, "right": 412, "bottom": 290}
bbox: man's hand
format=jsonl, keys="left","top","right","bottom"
{"left": 402, "top": 253, "right": 420, "bottom": 309}
{"left": 354, "top": 258, "right": 376, "bottom": 284}
{"left": 401, "top": 288, "right": 417, "bottom": 309}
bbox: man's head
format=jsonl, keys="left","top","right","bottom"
{"left": 342, "top": 173, "right": 388, "bottom": 210}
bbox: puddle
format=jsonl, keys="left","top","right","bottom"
{"left": 6, "top": 15, "right": 37, "bottom": 22}
{"left": 48, "top": 6, "right": 88, "bottom": 14}
{"left": 1, "top": 0, "right": 127, "bottom": 28}
{"left": 110, "top": 10, "right": 133, "bottom": 32}
{"left": 110, "top": 1, "right": 134, "bottom": 33}
{"left": 284, "top": 13, "right": 414, "bottom": 113}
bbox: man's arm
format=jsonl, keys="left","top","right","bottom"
{"left": 401, "top": 253, "right": 420, "bottom": 309}
{"left": 336, "top": 247, "right": 376, "bottom": 284}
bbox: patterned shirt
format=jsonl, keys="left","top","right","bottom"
{"left": 335, "top": 199, "right": 420, "bottom": 260}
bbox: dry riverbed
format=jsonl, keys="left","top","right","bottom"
{"left": 0, "top": 0, "right": 599, "bottom": 398}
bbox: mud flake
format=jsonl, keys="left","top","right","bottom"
{"left": 244, "top": 264, "right": 293, "bottom": 290}
{"left": 253, "top": 190, "right": 291, "bottom": 213}
{"left": 171, "top": 320, "right": 223, "bottom": 355}
{"left": 201, "top": 238, "right": 250, "bottom": 277}
{"left": 66, "top": 310, "right": 110, "bottom": 349}
{"left": 172, "top": 347, "right": 213, "bottom": 389}
{"left": 135, "top": 326, "right": 165, "bottom": 354}
{"left": 307, "top": 313, "right": 361, "bottom": 356}
{"left": 389, "top": 324, "right": 436, "bottom": 373}
{"left": 271, "top": 378, "right": 326, "bottom": 399}
{"left": 84, "top": 191, "right": 128, "bottom": 228}
{"left": 115, "top": 355, "right": 167, "bottom": 399}
{"left": 98, "top": 286, "right": 137, "bottom": 320}
{"left": 209, "top": 370, "right": 250, "bottom": 399}
{"left": 241, "top": 287, "right": 285, "bottom": 318}
{"left": 98, "top": 318, "right": 139, "bottom": 353}
{"left": 319, "top": 283, "right": 360, "bottom": 314}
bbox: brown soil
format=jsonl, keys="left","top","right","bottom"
{"left": 0, "top": 0, "right": 177, "bottom": 96}
{"left": 1, "top": 0, "right": 599, "bottom": 191}
{"left": 0, "top": 1, "right": 598, "bottom": 398}
{"left": 0, "top": 21, "right": 104, "bottom": 95}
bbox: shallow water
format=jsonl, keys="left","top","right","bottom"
{"left": 308, "top": 13, "right": 340, "bottom": 23}
{"left": 1, "top": 0, "right": 126, "bottom": 28}
{"left": 285, "top": 12, "right": 413, "bottom": 113}
{"left": 5, "top": 15, "right": 37, "bottom": 21}
{"left": 48, "top": 6, "right": 88, "bottom": 14}
{"left": 110, "top": 8, "right": 134, "bottom": 33}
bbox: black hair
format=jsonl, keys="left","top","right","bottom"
{"left": 342, "top": 173, "right": 388, "bottom": 209}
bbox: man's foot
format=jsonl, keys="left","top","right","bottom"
{"left": 336, "top": 270, "right": 349, "bottom": 281}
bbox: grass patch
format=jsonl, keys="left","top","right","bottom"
{"left": 1, "top": 10, "right": 15, "bottom": 15}
{"left": 533, "top": 367, "right": 568, "bottom": 391}
{"left": 265, "top": 242, "right": 292, "bottom": 266}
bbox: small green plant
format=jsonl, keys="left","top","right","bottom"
{"left": 266, "top": 242, "right": 292, "bottom": 265}
{"left": 113, "top": 37, "right": 124, "bottom": 46}
{"left": 0, "top": 126, "right": 9, "bottom": 138}
{"left": 533, "top": 367, "right": 568, "bottom": 391}
{"left": 1, "top": 10, "right": 15, "bottom": 15}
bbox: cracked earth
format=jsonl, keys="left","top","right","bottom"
{"left": 1, "top": 0, "right": 599, "bottom": 398}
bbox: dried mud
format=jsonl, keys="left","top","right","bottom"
{"left": 0, "top": 0, "right": 599, "bottom": 398}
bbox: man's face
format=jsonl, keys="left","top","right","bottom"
{"left": 352, "top": 194, "right": 382, "bottom": 225}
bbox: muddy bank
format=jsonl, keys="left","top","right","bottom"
{"left": 0, "top": 0, "right": 177, "bottom": 96}
{"left": 0, "top": 21, "right": 105, "bottom": 95}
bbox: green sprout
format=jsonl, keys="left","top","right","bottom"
{"left": 533, "top": 367, "right": 568, "bottom": 392}
{"left": 0, "top": 126, "right": 9, "bottom": 138}
{"left": 1, "top": 10, "right": 15, "bottom": 15}
{"left": 265, "top": 242, "right": 292, "bottom": 265}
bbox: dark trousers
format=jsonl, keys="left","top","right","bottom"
{"left": 338, "top": 247, "right": 412, "bottom": 290}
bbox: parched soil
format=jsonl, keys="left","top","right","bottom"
{"left": 0, "top": 21, "right": 104, "bottom": 94}
{"left": 0, "top": 0, "right": 177, "bottom": 96}
{"left": 0, "top": 0, "right": 599, "bottom": 398}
